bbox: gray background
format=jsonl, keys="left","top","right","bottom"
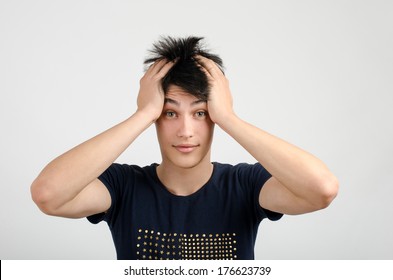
{"left": 1, "top": 0, "right": 392, "bottom": 259}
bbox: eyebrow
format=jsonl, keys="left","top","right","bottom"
{"left": 164, "top": 98, "right": 207, "bottom": 106}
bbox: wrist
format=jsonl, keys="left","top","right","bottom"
{"left": 135, "top": 106, "right": 162, "bottom": 123}
{"left": 214, "top": 111, "right": 238, "bottom": 130}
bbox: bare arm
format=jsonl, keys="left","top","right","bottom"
{"left": 197, "top": 56, "right": 339, "bottom": 215}
{"left": 31, "top": 59, "right": 175, "bottom": 218}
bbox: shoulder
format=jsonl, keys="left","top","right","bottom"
{"left": 212, "top": 162, "right": 271, "bottom": 191}
{"left": 101, "top": 163, "right": 156, "bottom": 177}
{"left": 213, "top": 162, "right": 270, "bottom": 179}
{"left": 98, "top": 163, "right": 158, "bottom": 191}
{"left": 212, "top": 162, "right": 255, "bottom": 173}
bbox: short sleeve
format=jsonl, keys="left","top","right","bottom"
{"left": 86, "top": 163, "right": 131, "bottom": 226}
{"left": 236, "top": 163, "right": 283, "bottom": 222}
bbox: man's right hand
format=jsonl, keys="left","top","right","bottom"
{"left": 137, "top": 59, "right": 176, "bottom": 121}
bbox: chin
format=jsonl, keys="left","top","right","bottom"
{"left": 173, "top": 159, "right": 204, "bottom": 170}
{"left": 166, "top": 153, "right": 210, "bottom": 170}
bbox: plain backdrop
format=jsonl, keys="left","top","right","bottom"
{"left": 1, "top": 0, "right": 392, "bottom": 259}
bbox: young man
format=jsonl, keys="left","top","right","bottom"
{"left": 31, "top": 36, "right": 338, "bottom": 260}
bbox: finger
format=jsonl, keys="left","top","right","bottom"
{"left": 155, "top": 59, "right": 177, "bottom": 79}
{"left": 146, "top": 59, "right": 168, "bottom": 75}
{"left": 194, "top": 56, "right": 212, "bottom": 78}
{"left": 195, "top": 55, "right": 217, "bottom": 77}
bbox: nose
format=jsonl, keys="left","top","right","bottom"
{"left": 177, "top": 115, "right": 194, "bottom": 138}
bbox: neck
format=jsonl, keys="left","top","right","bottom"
{"left": 156, "top": 159, "right": 213, "bottom": 196}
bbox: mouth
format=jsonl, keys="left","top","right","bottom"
{"left": 173, "top": 144, "right": 200, "bottom": 153}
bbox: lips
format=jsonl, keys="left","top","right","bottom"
{"left": 173, "top": 144, "right": 199, "bottom": 153}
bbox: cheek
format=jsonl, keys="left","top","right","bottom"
{"left": 199, "top": 121, "right": 215, "bottom": 140}
{"left": 155, "top": 122, "right": 169, "bottom": 144}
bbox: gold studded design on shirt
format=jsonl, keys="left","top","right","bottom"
{"left": 136, "top": 229, "right": 237, "bottom": 260}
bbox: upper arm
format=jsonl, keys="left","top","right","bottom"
{"left": 259, "top": 177, "right": 321, "bottom": 215}
{"left": 49, "top": 179, "right": 112, "bottom": 219}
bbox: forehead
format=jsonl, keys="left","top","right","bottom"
{"left": 165, "top": 85, "right": 205, "bottom": 106}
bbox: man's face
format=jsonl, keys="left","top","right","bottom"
{"left": 155, "top": 85, "right": 215, "bottom": 169}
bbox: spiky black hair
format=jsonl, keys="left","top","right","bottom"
{"left": 144, "top": 36, "right": 224, "bottom": 100}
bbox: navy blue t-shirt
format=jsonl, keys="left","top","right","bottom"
{"left": 88, "top": 162, "right": 283, "bottom": 260}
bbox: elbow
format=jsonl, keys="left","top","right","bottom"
{"left": 30, "top": 177, "right": 59, "bottom": 216}
{"left": 312, "top": 174, "right": 339, "bottom": 211}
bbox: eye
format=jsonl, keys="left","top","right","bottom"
{"left": 195, "top": 111, "right": 207, "bottom": 118}
{"left": 164, "top": 111, "right": 177, "bottom": 118}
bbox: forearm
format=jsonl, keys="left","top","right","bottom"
{"left": 31, "top": 110, "right": 154, "bottom": 207}
{"left": 218, "top": 114, "right": 336, "bottom": 199}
